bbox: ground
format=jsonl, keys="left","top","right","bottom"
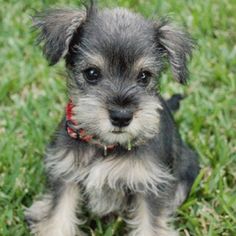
{"left": 0, "top": 0, "right": 235, "bottom": 235}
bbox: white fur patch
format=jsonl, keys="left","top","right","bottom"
{"left": 126, "top": 195, "right": 157, "bottom": 236}
{"left": 126, "top": 196, "right": 178, "bottom": 236}
{"left": 45, "top": 150, "right": 76, "bottom": 179}
{"left": 25, "top": 194, "right": 53, "bottom": 224}
{"left": 87, "top": 187, "right": 126, "bottom": 215}
{"left": 27, "top": 184, "right": 83, "bottom": 236}
{"left": 78, "top": 154, "right": 173, "bottom": 197}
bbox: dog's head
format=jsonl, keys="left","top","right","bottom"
{"left": 33, "top": 3, "right": 193, "bottom": 146}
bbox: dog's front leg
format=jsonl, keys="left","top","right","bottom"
{"left": 25, "top": 182, "right": 85, "bottom": 236}
{"left": 126, "top": 194, "right": 178, "bottom": 236}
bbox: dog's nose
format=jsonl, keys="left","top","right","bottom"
{"left": 109, "top": 109, "right": 133, "bottom": 127}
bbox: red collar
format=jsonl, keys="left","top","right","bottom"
{"left": 66, "top": 100, "right": 93, "bottom": 141}
{"left": 66, "top": 100, "right": 117, "bottom": 155}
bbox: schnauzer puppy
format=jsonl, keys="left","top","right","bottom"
{"left": 25, "top": 2, "right": 199, "bottom": 236}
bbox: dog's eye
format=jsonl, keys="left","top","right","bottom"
{"left": 137, "top": 71, "right": 152, "bottom": 86}
{"left": 83, "top": 67, "right": 101, "bottom": 84}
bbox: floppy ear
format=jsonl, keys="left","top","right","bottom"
{"left": 33, "top": 9, "right": 87, "bottom": 65}
{"left": 155, "top": 19, "right": 194, "bottom": 84}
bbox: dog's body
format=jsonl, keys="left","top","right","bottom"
{"left": 26, "top": 3, "right": 199, "bottom": 236}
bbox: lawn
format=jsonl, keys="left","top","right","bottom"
{"left": 0, "top": 0, "right": 235, "bottom": 235}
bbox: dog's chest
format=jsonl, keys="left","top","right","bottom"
{"left": 79, "top": 153, "right": 171, "bottom": 215}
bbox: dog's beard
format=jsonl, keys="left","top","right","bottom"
{"left": 73, "top": 95, "right": 162, "bottom": 146}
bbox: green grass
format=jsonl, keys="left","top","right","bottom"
{"left": 0, "top": 0, "right": 235, "bottom": 235}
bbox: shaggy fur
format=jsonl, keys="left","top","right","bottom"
{"left": 25, "top": 2, "right": 199, "bottom": 236}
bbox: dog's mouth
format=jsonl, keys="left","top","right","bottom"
{"left": 111, "top": 128, "right": 127, "bottom": 134}
{"left": 111, "top": 130, "right": 124, "bottom": 134}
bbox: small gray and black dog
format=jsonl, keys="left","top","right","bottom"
{"left": 25, "top": 2, "right": 199, "bottom": 236}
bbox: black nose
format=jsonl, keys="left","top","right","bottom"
{"left": 109, "top": 109, "right": 133, "bottom": 127}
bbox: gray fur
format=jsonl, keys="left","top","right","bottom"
{"left": 154, "top": 19, "right": 194, "bottom": 84}
{"left": 26, "top": 3, "right": 199, "bottom": 236}
{"left": 33, "top": 8, "right": 87, "bottom": 65}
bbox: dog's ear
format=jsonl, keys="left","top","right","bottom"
{"left": 154, "top": 19, "right": 194, "bottom": 84}
{"left": 32, "top": 8, "right": 87, "bottom": 65}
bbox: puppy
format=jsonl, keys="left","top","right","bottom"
{"left": 25, "top": 2, "right": 199, "bottom": 236}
